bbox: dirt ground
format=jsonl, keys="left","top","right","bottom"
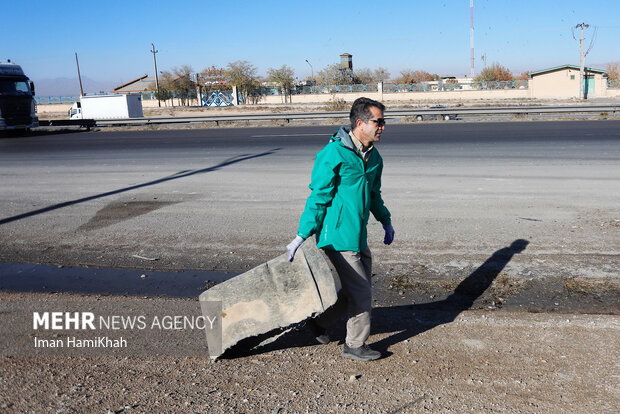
{"left": 1, "top": 288, "right": 619, "bottom": 413}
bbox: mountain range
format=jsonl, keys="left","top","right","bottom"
{"left": 32, "top": 77, "right": 119, "bottom": 97}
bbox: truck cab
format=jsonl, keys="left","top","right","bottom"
{"left": 0, "top": 61, "right": 39, "bottom": 132}
{"left": 69, "top": 101, "right": 82, "bottom": 119}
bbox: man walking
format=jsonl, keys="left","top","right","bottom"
{"left": 286, "top": 97, "right": 394, "bottom": 362}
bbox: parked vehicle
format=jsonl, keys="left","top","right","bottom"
{"left": 0, "top": 61, "right": 38, "bottom": 132}
{"left": 414, "top": 105, "right": 458, "bottom": 121}
{"left": 69, "top": 94, "right": 143, "bottom": 120}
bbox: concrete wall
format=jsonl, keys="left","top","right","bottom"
{"left": 255, "top": 88, "right": 530, "bottom": 104}
{"left": 594, "top": 75, "right": 608, "bottom": 97}
{"left": 607, "top": 88, "right": 620, "bottom": 97}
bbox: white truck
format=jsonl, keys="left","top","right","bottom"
{"left": 69, "top": 94, "right": 143, "bottom": 120}
{"left": 0, "top": 61, "right": 38, "bottom": 132}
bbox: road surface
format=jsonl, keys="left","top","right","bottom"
{"left": 1, "top": 121, "right": 619, "bottom": 412}
{"left": 0, "top": 121, "right": 619, "bottom": 311}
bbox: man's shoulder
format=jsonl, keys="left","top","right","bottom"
{"left": 319, "top": 137, "right": 346, "bottom": 154}
{"left": 369, "top": 147, "right": 383, "bottom": 163}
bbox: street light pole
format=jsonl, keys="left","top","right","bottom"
{"left": 305, "top": 59, "right": 314, "bottom": 85}
{"left": 151, "top": 43, "right": 161, "bottom": 107}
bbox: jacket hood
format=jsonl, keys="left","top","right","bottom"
{"left": 331, "top": 126, "right": 356, "bottom": 151}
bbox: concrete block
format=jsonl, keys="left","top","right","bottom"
{"left": 199, "top": 239, "right": 339, "bottom": 359}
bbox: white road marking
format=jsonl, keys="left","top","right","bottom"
{"left": 250, "top": 133, "right": 327, "bottom": 137}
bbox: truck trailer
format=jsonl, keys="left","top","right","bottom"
{"left": 69, "top": 94, "right": 143, "bottom": 120}
{"left": 0, "top": 61, "right": 38, "bottom": 132}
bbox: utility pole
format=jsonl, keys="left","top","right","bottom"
{"left": 575, "top": 23, "right": 589, "bottom": 99}
{"left": 195, "top": 72, "right": 202, "bottom": 107}
{"left": 151, "top": 43, "right": 161, "bottom": 107}
{"left": 75, "top": 53, "right": 84, "bottom": 96}
{"left": 305, "top": 59, "right": 314, "bottom": 85}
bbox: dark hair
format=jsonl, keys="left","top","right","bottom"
{"left": 349, "top": 97, "right": 385, "bottom": 130}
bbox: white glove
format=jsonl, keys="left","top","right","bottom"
{"left": 383, "top": 224, "right": 395, "bottom": 245}
{"left": 286, "top": 236, "right": 305, "bottom": 262}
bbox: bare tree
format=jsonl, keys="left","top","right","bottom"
{"left": 373, "top": 67, "right": 391, "bottom": 83}
{"left": 354, "top": 67, "right": 391, "bottom": 84}
{"left": 353, "top": 68, "right": 375, "bottom": 84}
{"left": 394, "top": 70, "right": 438, "bottom": 84}
{"left": 200, "top": 65, "right": 230, "bottom": 90}
{"left": 607, "top": 63, "right": 620, "bottom": 79}
{"left": 517, "top": 71, "right": 530, "bottom": 80}
{"left": 474, "top": 63, "right": 514, "bottom": 81}
{"left": 267, "top": 65, "right": 295, "bottom": 103}
{"left": 316, "top": 63, "right": 354, "bottom": 85}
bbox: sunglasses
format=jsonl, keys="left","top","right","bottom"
{"left": 368, "top": 118, "right": 386, "bottom": 127}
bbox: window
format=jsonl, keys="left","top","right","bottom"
{"left": 0, "top": 80, "right": 30, "bottom": 95}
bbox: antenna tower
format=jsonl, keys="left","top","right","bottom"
{"left": 470, "top": 0, "right": 475, "bottom": 78}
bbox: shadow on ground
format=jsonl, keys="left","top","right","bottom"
{"left": 221, "top": 239, "right": 529, "bottom": 359}
{"left": 0, "top": 149, "right": 279, "bottom": 226}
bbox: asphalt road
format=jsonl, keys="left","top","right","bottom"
{"left": 0, "top": 120, "right": 619, "bottom": 311}
{"left": 2, "top": 120, "right": 619, "bottom": 413}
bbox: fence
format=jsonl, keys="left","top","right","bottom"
{"left": 36, "top": 92, "right": 118, "bottom": 105}
{"left": 254, "top": 81, "right": 528, "bottom": 96}
{"left": 383, "top": 80, "right": 528, "bottom": 93}
{"left": 608, "top": 79, "right": 620, "bottom": 89}
{"left": 36, "top": 91, "right": 197, "bottom": 105}
{"left": 36, "top": 96, "right": 78, "bottom": 105}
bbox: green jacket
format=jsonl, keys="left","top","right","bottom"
{"left": 297, "top": 126, "right": 391, "bottom": 252}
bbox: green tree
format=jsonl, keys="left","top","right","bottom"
{"left": 156, "top": 66, "right": 196, "bottom": 106}
{"left": 226, "top": 60, "right": 260, "bottom": 102}
{"left": 153, "top": 89, "right": 172, "bottom": 102}
{"left": 156, "top": 71, "right": 176, "bottom": 106}
{"left": 267, "top": 65, "right": 295, "bottom": 103}
{"left": 475, "top": 63, "right": 514, "bottom": 81}
{"left": 171, "top": 65, "right": 196, "bottom": 106}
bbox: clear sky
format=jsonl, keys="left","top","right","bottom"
{"left": 3, "top": 0, "right": 619, "bottom": 87}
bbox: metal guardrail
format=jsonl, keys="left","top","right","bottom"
{"left": 39, "top": 119, "right": 96, "bottom": 129}
{"left": 388, "top": 104, "right": 620, "bottom": 116}
{"left": 90, "top": 104, "right": 619, "bottom": 127}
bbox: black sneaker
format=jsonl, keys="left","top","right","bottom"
{"left": 307, "top": 319, "right": 330, "bottom": 344}
{"left": 342, "top": 344, "right": 381, "bottom": 361}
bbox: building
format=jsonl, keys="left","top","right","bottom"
{"left": 339, "top": 53, "right": 353, "bottom": 70}
{"left": 112, "top": 75, "right": 156, "bottom": 94}
{"left": 528, "top": 65, "right": 608, "bottom": 99}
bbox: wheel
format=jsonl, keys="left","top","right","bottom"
{"left": 415, "top": 115, "right": 423, "bottom": 121}
{"left": 443, "top": 114, "right": 451, "bottom": 121}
